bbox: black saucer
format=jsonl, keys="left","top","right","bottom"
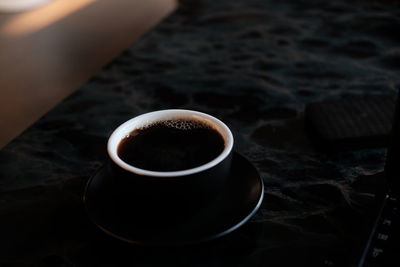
{"left": 84, "top": 152, "right": 264, "bottom": 246}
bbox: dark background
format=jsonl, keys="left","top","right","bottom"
{"left": 1, "top": 0, "right": 400, "bottom": 266}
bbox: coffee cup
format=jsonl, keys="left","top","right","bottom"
{"left": 107, "top": 109, "right": 234, "bottom": 219}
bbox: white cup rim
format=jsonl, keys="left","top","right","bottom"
{"left": 107, "top": 109, "right": 234, "bottom": 177}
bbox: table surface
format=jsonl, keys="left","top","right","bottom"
{"left": 1, "top": 0, "right": 400, "bottom": 266}
{"left": 0, "top": 0, "right": 177, "bottom": 148}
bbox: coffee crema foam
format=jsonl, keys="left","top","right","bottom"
{"left": 137, "top": 119, "right": 214, "bottom": 131}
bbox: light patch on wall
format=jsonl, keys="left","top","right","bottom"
{"left": 1, "top": 0, "right": 96, "bottom": 35}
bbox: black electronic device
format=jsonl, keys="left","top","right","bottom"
{"left": 357, "top": 90, "right": 400, "bottom": 267}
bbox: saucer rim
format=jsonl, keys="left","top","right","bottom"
{"left": 83, "top": 152, "right": 264, "bottom": 246}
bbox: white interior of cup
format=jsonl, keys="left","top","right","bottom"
{"left": 108, "top": 109, "right": 234, "bottom": 177}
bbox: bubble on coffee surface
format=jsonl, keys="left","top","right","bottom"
{"left": 118, "top": 119, "right": 225, "bottom": 172}
{"left": 139, "top": 119, "right": 214, "bottom": 131}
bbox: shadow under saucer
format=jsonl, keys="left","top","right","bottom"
{"left": 83, "top": 152, "right": 264, "bottom": 246}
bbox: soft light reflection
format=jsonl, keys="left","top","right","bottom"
{"left": 0, "top": 0, "right": 51, "bottom": 12}
{"left": 1, "top": 0, "right": 96, "bottom": 35}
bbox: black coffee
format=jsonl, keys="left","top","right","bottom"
{"left": 117, "top": 119, "right": 225, "bottom": 172}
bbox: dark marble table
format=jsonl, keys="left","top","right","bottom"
{"left": 1, "top": 0, "right": 400, "bottom": 266}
